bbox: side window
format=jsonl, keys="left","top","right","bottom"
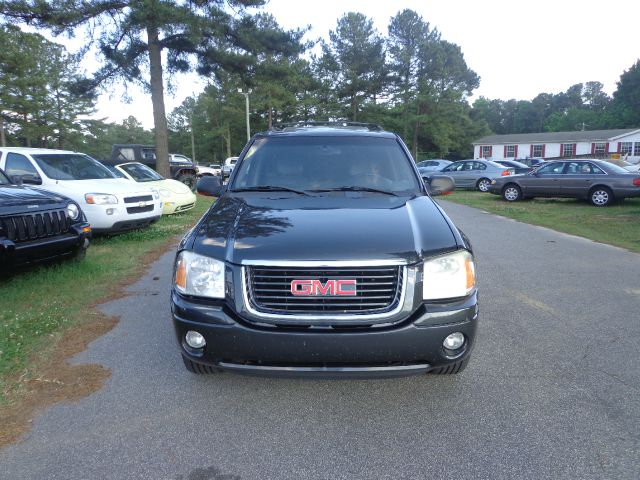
{"left": 473, "top": 162, "right": 487, "bottom": 170}
{"left": 537, "top": 162, "right": 564, "bottom": 174}
{"left": 462, "top": 162, "right": 475, "bottom": 171}
{"left": 5, "top": 153, "right": 38, "bottom": 177}
{"left": 443, "top": 162, "right": 462, "bottom": 172}
{"left": 142, "top": 149, "right": 156, "bottom": 161}
{"left": 565, "top": 162, "right": 581, "bottom": 174}
{"left": 583, "top": 163, "right": 605, "bottom": 175}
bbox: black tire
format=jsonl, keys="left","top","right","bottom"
{"left": 176, "top": 173, "right": 197, "bottom": 191}
{"left": 502, "top": 183, "right": 522, "bottom": 202}
{"left": 181, "top": 355, "right": 222, "bottom": 374}
{"left": 476, "top": 178, "right": 491, "bottom": 192}
{"left": 429, "top": 357, "right": 469, "bottom": 375}
{"left": 589, "top": 186, "right": 613, "bottom": 207}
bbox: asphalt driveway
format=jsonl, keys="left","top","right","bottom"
{"left": 1, "top": 201, "right": 639, "bottom": 479}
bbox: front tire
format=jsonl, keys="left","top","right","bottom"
{"left": 502, "top": 184, "right": 522, "bottom": 202}
{"left": 477, "top": 178, "right": 491, "bottom": 192}
{"left": 589, "top": 186, "right": 613, "bottom": 206}
{"left": 177, "top": 173, "right": 197, "bottom": 192}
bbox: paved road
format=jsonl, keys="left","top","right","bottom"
{"left": 2, "top": 201, "right": 639, "bottom": 480}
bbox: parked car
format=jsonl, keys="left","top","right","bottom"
{"left": 109, "top": 145, "right": 199, "bottom": 191}
{"left": 492, "top": 160, "right": 532, "bottom": 175}
{"left": 197, "top": 164, "right": 221, "bottom": 177}
{"left": 417, "top": 159, "right": 452, "bottom": 170}
{"left": 0, "top": 167, "right": 91, "bottom": 269}
{"left": 0, "top": 148, "right": 163, "bottom": 233}
{"left": 440, "top": 159, "right": 513, "bottom": 192}
{"left": 172, "top": 122, "right": 478, "bottom": 377}
{"left": 488, "top": 159, "right": 640, "bottom": 206}
{"left": 109, "top": 162, "right": 196, "bottom": 215}
{"left": 221, "top": 156, "right": 238, "bottom": 180}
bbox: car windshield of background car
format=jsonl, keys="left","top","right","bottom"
{"left": 32, "top": 154, "right": 117, "bottom": 181}
{"left": 119, "top": 163, "right": 164, "bottom": 182}
{"left": 232, "top": 136, "right": 422, "bottom": 194}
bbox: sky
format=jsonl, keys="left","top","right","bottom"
{"left": 87, "top": 0, "right": 640, "bottom": 128}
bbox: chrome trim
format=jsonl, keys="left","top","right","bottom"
{"left": 241, "top": 266, "right": 409, "bottom": 322}
{"left": 240, "top": 259, "right": 407, "bottom": 267}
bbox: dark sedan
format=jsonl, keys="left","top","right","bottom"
{"left": 488, "top": 159, "right": 640, "bottom": 206}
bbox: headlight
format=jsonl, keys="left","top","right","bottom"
{"left": 66, "top": 203, "right": 80, "bottom": 220}
{"left": 85, "top": 193, "right": 118, "bottom": 205}
{"left": 159, "top": 188, "right": 171, "bottom": 198}
{"left": 423, "top": 250, "right": 476, "bottom": 300}
{"left": 174, "top": 251, "right": 225, "bottom": 299}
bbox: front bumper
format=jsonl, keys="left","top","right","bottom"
{"left": 0, "top": 223, "right": 91, "bottom": 269}
{"left": 171, "top": 290, "right": 479, "bottom": 378}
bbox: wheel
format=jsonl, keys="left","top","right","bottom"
{"left": 72, "top": 246, "right": 87, "bottom": 262}
{"left": 502, "top": 184, "right": 522, "bottom": 202}
{"left": 181, "top": 355, "right": 222, "bottom": 374}
{"left": 476, "top": 178, "right": 491, "bottom": 192}
{"left": 429, "top": 357, "right": 469, "bottom": 375}
{"left": 589, "top": 186, "right": 613, "bottom": 206}
{"left": 176, "top": 173, "right": 197, "bottom": 191}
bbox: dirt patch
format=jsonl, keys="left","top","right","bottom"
{"left": 0, "top": 236, "right": 179, "bottom": 449}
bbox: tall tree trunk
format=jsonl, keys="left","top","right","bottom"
{"left": 225, "top": 123, "right": 231, "bottom": 158}
{"left": 147, "top": 25, "right": 170, "bottom": 178}
{"left": 0, "top": 114, "right": 5, "bottom": 147}
{"left": 268, "top": 107, "right": 273, "bottom": 129}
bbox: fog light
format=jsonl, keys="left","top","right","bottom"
{"left": 443, "top": 332, "right": 465, "bottom": 350}
{"left": 185, "top": 330, "right": 206, "bottom": 349}
{"left": 106, "top": 208, "right": 115, "bottom": 215}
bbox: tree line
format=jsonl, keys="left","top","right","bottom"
{"left": 1, "top": 2, "right": 639, "bottom": 167}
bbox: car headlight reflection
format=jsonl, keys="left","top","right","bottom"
{"left": 174, "top": 251, "right": 225, "bottom": 299}
{"left": 423, "top": 250, "right": 475, "bottom": 300}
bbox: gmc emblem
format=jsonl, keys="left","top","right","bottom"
{"left": 290, "top": 279, "right": 357, "bottom": 296}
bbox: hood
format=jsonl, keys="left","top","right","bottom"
{"left": 191, "top": 193, "right": 458, "bottom": 265}
{"left": 148, "top": 179, "right": 193, "bottom": 194}
{"left": 54, "top": 178, "right": 155, "bottom": 195}
{"left": 0, "top": 185, "right": 70, "bottom": 215}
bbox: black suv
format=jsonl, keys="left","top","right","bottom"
{"left": 171, "top": 123, "right": 478, "bottom": 378}
{"left": 0, "top": 168, "right": 91, "bottom": 270}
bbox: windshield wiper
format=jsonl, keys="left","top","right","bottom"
{"left": 231, "top": 186, "right": 310, "bottom": 196}
{"left": 309, "top": 186, "right": 398, "bottom": 196}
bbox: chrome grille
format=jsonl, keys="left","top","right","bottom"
{"left": 246, "top": 266, "right": 404, "bottom": 315}
{"left": 124, "top": 195, "right": 153, "bottom": 204}
{"left": 0, "top": 210, "right": 70, "bottom": 243}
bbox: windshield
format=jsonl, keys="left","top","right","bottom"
{"left": 118, "top": 163, "right": 164, "bottom": 182}
{"left": 32, "top": 154, "right": 116, "bottom": 180}
{"left": 232, "top": 136, "right": 421, "bottom": 194}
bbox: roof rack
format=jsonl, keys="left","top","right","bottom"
{"left": 270, "top": 121, "right": 383, "bottom": 132}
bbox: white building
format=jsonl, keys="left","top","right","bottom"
{"left": 472, "top": 128, "right": 640, "bottom": 163}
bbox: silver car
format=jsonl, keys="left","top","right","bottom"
{"left": 417, "top": 159, "right": 452, "bottom": 171}
{"left": 440, "top": 159, "right": 513, "bottom": 192}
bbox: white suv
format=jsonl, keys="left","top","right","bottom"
{"left": 0, "top": 148, "right": 163, "bottom": 233}
{"left": 221, "top": 156, "right": 238, "bottom": 180}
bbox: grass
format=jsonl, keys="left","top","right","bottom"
{"left": 442, "top": 190, "right": 640, "bottom": 253}
{"left": 0, "top": 196, "right": 215, "bottom": 404}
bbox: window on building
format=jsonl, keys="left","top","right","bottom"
{"left": 480, "top": 146, "right": 492, "bottom": 158}
{"left": 532, "top": 144, "right": 544, "bottom": 157}
{"left": 620, "top": 142, "right": 633, "bottom": 155}
{"left": 634, "top": 143, "right": 640, "bottom": 156}
{"left": 593, "top": 143, "right": 607, "bottom": 155}
{"left": 561, "top": 144, "right": 575, "bottom": 157}
{"left": 505, "top": 145, "right": 517, "bottom": 158}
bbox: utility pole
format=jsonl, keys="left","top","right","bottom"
{"left": 189, "top": 111, "right": 196, "bottom": 163}
{"left": 238, "top": 88, "right": 252, "bottom": 142}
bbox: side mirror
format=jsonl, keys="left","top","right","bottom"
{"left": 197, "top": 175, "right": 226, "bottom": 197}
{"left": 424, "top": 175, "right": 455, "bottom": 196}
{"left": 12, "top": 174, "right": 42, "bottom": 185}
